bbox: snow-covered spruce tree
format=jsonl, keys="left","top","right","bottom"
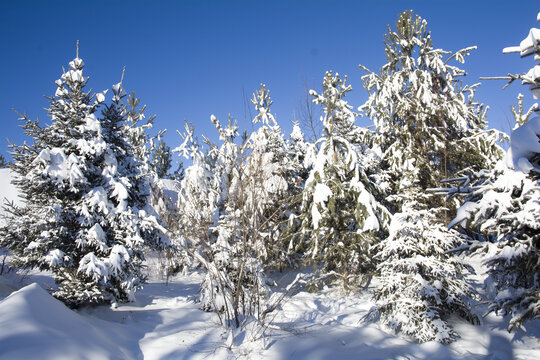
{"left": 360, "top": 10, "right": 504, "bottom": 214}
{"left": 442, "top": 13, "right": 540, "bottom": 331}
{"left": 292, "top": 71, "right": 390, "bottom": 288}
{"left": 0, "top": 54, "right": 167, "bottom": 307}
{"left": 367, "top": 194, "right": 479, "bottom": 343}
{"left": 359, "top": 12, "right": 489, "bottom": 341}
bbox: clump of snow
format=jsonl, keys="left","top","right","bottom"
{"left": 111, "top": 180, "right": 129, "bottom": 211}
{"left": 69, "top": 57, "right": 84, "bottom": 69}
{"left": 95, "top": 90, "right": 107, "bottom": 104}
{"left": 79, "top": 223, "right": 109, "bottom": 252}
{"left": 107, "top": 245, "right": 130, "bottom": 277}
{"left": 311, "top": 183, "right": 332, "bottom": 229}
{"left": 517, "top": 28, "right": 540, "bottom": 58}
{"left": 449, "top": 201, "right": 477, "bottom": 229}
{"left": 506, "top": 116, "right": 540, "bottom": 172}
{"left": 525, "top": 65, "right": 540, "bottom": 99}
{"left": 111, "top": 82, "right": 127, "bottom": 102}
{"left": 78, "top": 253, "right": 108, "bottom": 281}
{"left": 313, "top": 183, "right": 332, "bottom": 204}
{"left": 30, "top": 149, "right": 87, "bottom": 189}
{"left": 44, "top": 249, "right": 67, "bottom": 268}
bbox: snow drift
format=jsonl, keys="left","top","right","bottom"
{"left": 0, "top": 283, "right": 140, "bottom": 360}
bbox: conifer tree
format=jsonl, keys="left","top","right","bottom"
{"left": 124, "top": 91, "right": 157, "bottom": 176}
{"left": 244, "top": 85, "right": 290, "bottom": 267}
{"left": 367, "top": 170, "right": 478, "bottom": 343}
{"left": 152, "top": 139, "right": 173, "bottom": 179}
{"left": 444, "top": 12, "right": 540, "bottom": 331}
{"left": 280, "top": 122, "right": 315, "bottom": 266}
{"left": 360, "top": 12, "right": 487, "bottom": 342}
{"left": 360, "top": 10, "right": 504, "bottom": 214}
{"left": 0, "top": 52, "right": 167, "bottom": 307}
{"left": 293, "top": 71, "right": 390, "bottom": 287}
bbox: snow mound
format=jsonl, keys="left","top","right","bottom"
{"left": 0, "top": 283, "right": 140, "bottom": 360}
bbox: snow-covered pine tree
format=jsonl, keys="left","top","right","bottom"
{"left": 443, "top": 13, "right": 540, "bottom": 331}
{"left": 293, "top": 71, "right": 390, "bottom": 288}
{"left": 285, "top": 122, "right": 314, "bottom": 193}
{"left": 0, "top": 53, "right": 167, "bottom": 307}
{"left": 360, "top": 10, "right": 504, "bottom": 214}
{"left": 123, "top": 91, "right": 157, "bottom": 176}
{"left": 280, "top": 122, "right": 316, "bottom": 267}
{"left": 152, "top": 139, "right": 173, "bottom": 179}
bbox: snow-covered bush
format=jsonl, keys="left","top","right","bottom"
{"left": 367, "top": 201, "right": 479, "bottom": 344}
{"left": 196, "top": 113, "right": 272, "bottom": 326}
{"left": 175, "top": 85, "right": 292, "bottom": 327}
{"left": 0, "top": 54, "right": 168, "bottom": 307}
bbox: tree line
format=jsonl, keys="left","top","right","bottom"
{"left": 1, "top": 10, "right": 539, "bottom": 343}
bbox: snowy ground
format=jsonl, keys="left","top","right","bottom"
{"left": 1, "top": 265, "right": 540, "bottom": 360}
{"left": 1, "top": 168, "right": 539, "bottom": 359}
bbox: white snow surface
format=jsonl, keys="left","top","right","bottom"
{"left": 0, "top": 168, "right": 21, "bottom": 207}
{"left": 0, "top": 168, "right": 22, "bottom": 227}
{"left": 1, "top": 271, "right": 540, "bottom": 360}
{"left": 1, "top": 169, "right": 540, "bottom": 359}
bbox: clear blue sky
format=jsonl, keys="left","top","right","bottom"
{"left": 1, "top": 0, "right": 538, "bottom": 167}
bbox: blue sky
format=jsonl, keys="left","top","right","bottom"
{"left": 1, "top": 0, "right": 538, "bottom": 167}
